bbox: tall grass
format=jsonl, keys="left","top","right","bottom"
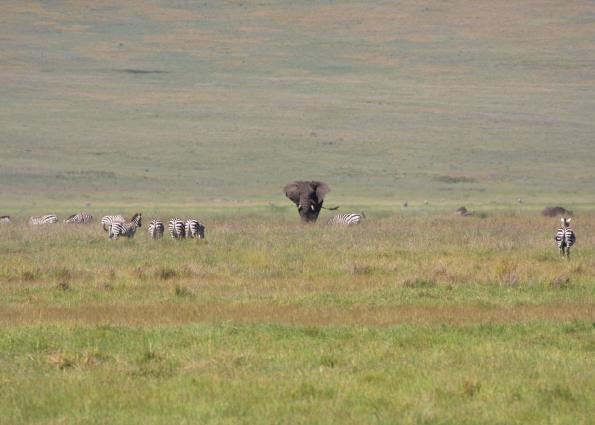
{"left": 1, "top": 210, "right": 593, "bottom": 423}
{"left": 1, "top": 211, "right": 593, "bottom": 322}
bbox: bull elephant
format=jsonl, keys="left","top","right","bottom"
{"left": 283, "top": 180, "right": 331, "bottom": 223}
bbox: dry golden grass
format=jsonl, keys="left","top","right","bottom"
{"left": 0, "top": 301, "right": 592, "bottom": 327}
{"left": 1, "top": 211, "right": 593, "bottom": 328}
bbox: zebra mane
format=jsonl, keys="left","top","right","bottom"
{"left": 130, "top": 213, "right": 142, "bottom": 226}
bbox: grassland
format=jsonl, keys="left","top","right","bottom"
{"left": 1, "top": 0, "right": 595, "bottom": 423}
{"left": 1, "top": 210, "right": 594, "bottom": 423}
{"left": 1, "top": 0, "right": 595, "bottom": 204}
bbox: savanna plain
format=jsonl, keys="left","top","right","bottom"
{"left": 1, "top": 210, "right": 594, "bottom": 424}
{"left": 1, "top": 0, "right": 595, "bottom": 424}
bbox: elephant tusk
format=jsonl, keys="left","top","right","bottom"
{"left": 310, "top": 205, "right": 315, "bottom": 211}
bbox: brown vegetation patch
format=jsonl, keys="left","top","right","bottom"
{"left": 1, "top": 302, "right": 592, "bottom": 327}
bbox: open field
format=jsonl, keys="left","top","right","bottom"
{"left": 1, "top": 323, "right": 593, "bottom": 425}
{"left": 1, "top": 210, "right": 594, "bottom": 423}
{"left": 1, "top": 0, "right": 595, "bottom": 423}
{"left": 1, "top": 0, "right": 595, "bottom": 204}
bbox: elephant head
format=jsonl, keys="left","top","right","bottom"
{"left": 283, "top": 180, "right": 330, "bottom": 223}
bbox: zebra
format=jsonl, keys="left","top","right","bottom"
{"left": 169, "top": 218, "right": 186, "bottom": 239}
{"left": 554, "top": 217, "right": 576, "bottom": 258}
{"left": 0, "top": 215, "right": 11, "bottom": 224}
{"left": 108, "top": 213, "right": 142, "bottom": 240}
{"left": 327, "top": 212, "right": 365, "bottom": 226}
{"left": 185, "top": 219, "right": 205, "bottom": 239}
{"left": 100, "top": 215, "right": 125, "bottom": 231}
{"left": 148, "top": 219, "right": 165, "bottom": 239}
{"left": 64, "top": 212, "right": 93, "bottom": 224}
{"left": 29, "top": 214, "right": 58, "bottom": 225}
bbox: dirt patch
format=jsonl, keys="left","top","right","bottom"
{"left": 116, "top": 69, "right": 168, "bottom": 75}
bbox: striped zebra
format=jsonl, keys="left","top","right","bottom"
{"left": 554, "top": 217, "right": 576, "bottom": 258}
{"left": 0, "top": 215, "right": 11, "bottom": 224}
{"left": 101, "top": 215, "right": 125, "bottom": 231}
{"left": 29, "top": 214, "right": 58, "bottom": 225}
{"left": 148, "top": 219, "right": 165, "bottom": 239}
{"left": 169, "top": 218, "right": 186, "bottom": 239}
{"left": 108, "top": 213, "right": 142, "bottom": 240}
{"left": 64, "top": 212, "right": 93, "bottom": 224}
{"left": 327, "top": 212, "right": 365, "bottom": 226}
{"left": 185, "top": 219, "right": 205, "bottom": 239}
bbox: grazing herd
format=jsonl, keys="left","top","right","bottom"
{"left": 0, "top": 180, "right": 579, "bottom": 259}
{"left": 1, "top": 212, "right": 207, "bottom": 242}
{"left": 1, "top": 210, "right": 578, "bottom": 258}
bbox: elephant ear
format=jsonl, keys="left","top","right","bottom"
{"left": 283, "top": 181, "right": 302, "bottom": 205}
{"left": 312, "top": 181, "right": 330, "bottom": 203}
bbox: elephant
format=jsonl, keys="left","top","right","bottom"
{"left": 283, "top": 180, "right": 331, "bottom": 223}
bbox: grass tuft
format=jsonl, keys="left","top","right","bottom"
{"left": 21, "top": 270, "right": 38, "bottom": 281}
{"left": 402, "top": 278, "right": 437, "bottom": 288}
{"left": 56, "top": 281, "right": 71, "bottom": 291}
{"left": 156, "top": 267, "right": 178, "bottom": 280}
{"left": 48, "top": 353, "right": 75, "bottom": 370}
{"left": 462, "top": 377, "right": 482, "bottom": 398}
{"left": 53, "top": 267, "right": 72, "bottom": 281}
{"left": 174, "top": 285, "right": 193, "bottom": 298}
{"left": 347, "top": 264, "right": 373, "bottom": 275}
{"left": 551, "top": 274, "right": 571, "bottom": 289}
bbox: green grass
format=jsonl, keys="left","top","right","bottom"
{"left": 1, "top": 323, "right": 593, "bottom": 425}
{"left": 1, "top": 0, "right": 594, "bottom": 422}
{"left": 1, "top": 210, "right": 594, "bottom": 423}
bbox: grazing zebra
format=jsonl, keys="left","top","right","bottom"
{"left": 64, "top": 212, "right": 93, "bottom": 224}
{"left": 100, "top": 215, "right": 125, "bottom": 231}
{"left": 148, "top": 219, "right": 165, "bottom": 239}
{"left": 327, "top": 212, "right": 365, "bottom": 226}
{"left": 185, "top": 219, "right": 205, "bottom": 239}
{"left": 0, "top": 215, "right": 11, "bottom": 224}
{"left": 108, "top": 213, "right": 142, "bottom": 240}
{"left": 29, "top": 214, "right": 58, "bottom": 225}
{"left": 554, "top": 217, "right": 576, "bottom": 258}
{"left": 169, "top": 218, "right": 185, "bottom": 239}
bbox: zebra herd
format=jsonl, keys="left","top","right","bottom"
{"left": 102, "top": 214, "right": 206, "bottom": 241}
{"left": 0, "top": 211, "right": 579, "bottom": 257}
{"left": 1, "top": 212, "right": 207, "bottom": 242}
{"left": 149, "top": 218, "right": 205, "bottom": 240}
